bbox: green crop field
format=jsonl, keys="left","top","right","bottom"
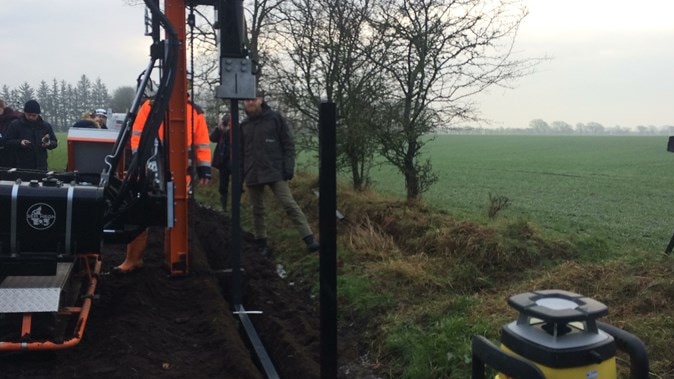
{"left": 368, "top": 135, "right": 674, "bottom": 255}
{"left": 47, "top": 132, "right": 69, "bottom": 171}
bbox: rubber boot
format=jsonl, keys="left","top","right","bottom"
{"left": 303, "top": 235, "right": 320, "bottom": 253}
{"left": 113, "top": 229, "right": 148, "bottom": 274}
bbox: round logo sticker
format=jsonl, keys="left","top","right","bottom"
{"left": 26, "top": 203, "right": 57, "bottom": 230}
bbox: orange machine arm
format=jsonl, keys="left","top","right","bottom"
{"left": 164, "top": 0, "right": 189, "bottom": 276}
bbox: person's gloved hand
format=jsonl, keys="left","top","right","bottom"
{"left": 283, "top": 170, "right": 294, "bottom": 181}
{"left": 196, "top": 167, "right": 212, "bottom": 186}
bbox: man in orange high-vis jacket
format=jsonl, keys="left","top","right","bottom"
{"left": 113, "top": 97, "right": 211, "bottom": 274}
{"left": 129, "top": 98, "right": 212, "bottom": 185}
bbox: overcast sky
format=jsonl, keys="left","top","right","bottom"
{"left": 1, "top": 0, "right": 673, "bottom": 129}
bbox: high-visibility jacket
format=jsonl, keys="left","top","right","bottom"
{"left": 131, "top": 99, "right": 212, "bottom": 179}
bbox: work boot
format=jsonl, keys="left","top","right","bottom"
{"left": 255, "top": 238, "right": 269, "bottom": 256}
{"left": 303, "top": 235, "right": 320, "bottom": 253}
{"left": 113, "top": 229, "right": 148, "bottom": 274}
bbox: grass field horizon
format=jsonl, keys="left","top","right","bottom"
{"left": 367, "top": 134, "right": 674, "bottom": 256}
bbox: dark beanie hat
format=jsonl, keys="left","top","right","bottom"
{"left": 24, "top": 100, "right": 41, "bottom": 114}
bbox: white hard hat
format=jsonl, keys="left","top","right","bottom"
{"left": 95, "top": 108, "right": 107, "bottom": 117}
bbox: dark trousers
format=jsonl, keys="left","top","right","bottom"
{"left": 218, "top": 167, "right": 230, "bottom": 211}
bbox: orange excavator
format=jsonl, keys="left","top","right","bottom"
{"left": 0, "top": 0, "right": 255, "bottom": 351}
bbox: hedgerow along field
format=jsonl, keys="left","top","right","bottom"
{"left": 368, "top": 134, "right": 674, "bottom": 256}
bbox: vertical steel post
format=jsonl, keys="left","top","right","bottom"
{"left": 229, "top": 98, "right": 243, "bottom": 306}
{"left": 319, "top": 101, "right": 337, "bottom": 379}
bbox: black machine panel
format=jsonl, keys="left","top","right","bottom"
{"left": 0, "top": 179, "right": 105, "bottom": 259}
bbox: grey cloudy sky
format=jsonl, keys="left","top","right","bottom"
{"left": 1, "top": 0, "right": 672, "bottom": 129}
{"left": 475, "top": 0, "right": 674, "bottom": 129}
{"left": 1, "top": 0, "right": 148, "bottom": 92}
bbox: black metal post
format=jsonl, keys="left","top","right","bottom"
{"left": 229, "top": 98, "right": 242, "bottom": 306}
{"left": 319, "top": 101, "right": 337, "bottom": 379}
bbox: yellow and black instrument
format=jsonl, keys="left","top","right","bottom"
{"left": 472, "top": 289, "right": 649, "bottom": 379}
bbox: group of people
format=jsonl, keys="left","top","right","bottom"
{"left": 1, "top": 92, "right": 319, "bottom": 274}
{"left": 0, "top": 99, "right": 114, "bottom": 170}
{"left": 0, "top": 99, "right": 58, "bottom": 170}
{"left": 208, "top": 90, "right": 320, "bottom": 256}
{"left": 71, "top": 109, "right": 109, "bottom": 129}
{"left": 114, "top": 89, "right": 319, "bottom": 274}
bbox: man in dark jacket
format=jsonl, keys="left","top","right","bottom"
{"left": 4, "top": 100, "right": 58, "bottom": 170}
{"left": 241, "top": 90, "right": 319, "bottom": 255}
{"left": 0, "top": 98, "right": 22, "bottom": 167}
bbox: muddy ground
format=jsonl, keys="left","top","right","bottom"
{"left": 0, "top": 203, "right": 371, "bottom": 378}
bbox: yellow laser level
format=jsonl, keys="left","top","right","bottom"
{"left": 471, "top": 290, "right": 649, "bottom": 379}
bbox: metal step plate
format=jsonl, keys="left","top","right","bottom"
{"left": 0, "top": 262, "right": 74, "bottom": 313}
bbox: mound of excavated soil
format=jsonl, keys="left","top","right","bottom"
{"left": 0, "top": 202, "right": 322, "bottom": 379}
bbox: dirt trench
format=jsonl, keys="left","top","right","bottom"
{"left": 0, "top": 203, "right": 322, "bottom": 379}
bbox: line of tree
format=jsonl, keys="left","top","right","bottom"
{"left": 443, "top": 119, "right": 674, "bottom": 135}
{"left": 444, "top": 123, "right": 674, "bottom": 136}
{"left": 524, "top": 119, "right": 674, "bottom": 135}
{"left": 0, "top": 76, "right": 137, "bottom": 132}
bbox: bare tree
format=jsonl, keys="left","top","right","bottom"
{"left": 266, "top": 0, "right": 387, "bottom": 190}
{"left": 180, "top": 1, "right": 283, "bottom": 125}
{"left": 529, "top": 118, "right": 550, "bottom": 134}
{"left": 369, "top": 0, "right": 538, "bottom": 201}
{"left": 551, "top": 120, "right": 573, "bottom": 134}
{"left": 111, "top": 86, "right": 137, "bottom": 113}
{"left": 245, "top": 0, "right": 285, "bottom": 82}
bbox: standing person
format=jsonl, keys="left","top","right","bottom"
{"left": 114, "top": 97, "right": 212, "bottom": 274}
{"left": 0, "top": 98, "right": 22, "bottom": 167}
{"left": 241, "top": 90, "right": 319, "bottom": 255}
{"left": 210, "top": 113, "right": 231, "bottom": 213}
{"left": 71, "top": 111, "right": 99, "bottom": 128}
{"left": 4, "top": 100, "right": 57, "bottom": 170}
{"left": 93, "top": 109, "right": 109, "bottom": 129}
{"left": 129, "top": 97, "right": 212, "bottom": 185}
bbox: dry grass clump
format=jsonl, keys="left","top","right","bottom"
{"left": 343, "top": 215, "right": 400, "bottom": 260}
{"left": 336, "top": 193, "right": 576, "bottom": 292}
{"left": 369, "top": 255, "right": 452, "bottom": 294}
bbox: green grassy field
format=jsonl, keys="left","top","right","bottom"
{"left": 368, "top": 135, "right": 674, "bottom": 255}
{"left": 47, "top": 132, "right": 69, "bottom": 171}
